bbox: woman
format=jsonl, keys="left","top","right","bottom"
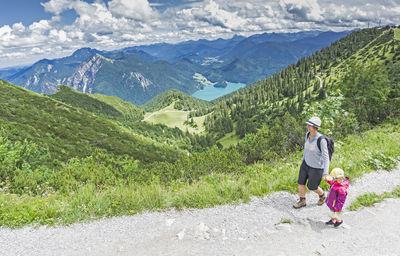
{"left": 293, "top": 116, "right": 329, "bottom": 209}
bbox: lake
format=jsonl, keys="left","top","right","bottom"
{"left": 192, "top": 82, "right": 246, "bottom": 101}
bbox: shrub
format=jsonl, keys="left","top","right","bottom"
{"left": 0, "top": 131, "right": 52, "bottom": 194}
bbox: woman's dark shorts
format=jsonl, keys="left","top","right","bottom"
{"left": 297, "top": 160, "right": 323, "bottom": 190}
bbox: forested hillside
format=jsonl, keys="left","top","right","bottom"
{"left": 202, "top": 27, "right": 400, "bottom": 155}
{"left": 142, "top": 89, "right": 212, "bottom": 112}
{"left": 47, "top": 85, "right": 216, "bottom": 152}
{"left": 0, "top": 80, "right": 180, "bottom": 165}
{"left": 49, "top": 85, "right": 145, "bottom": 121}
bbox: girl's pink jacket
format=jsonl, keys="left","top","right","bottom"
{"left": 325, "top": 177, "right": 349, "bottom": 212}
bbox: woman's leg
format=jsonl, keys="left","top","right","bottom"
{"left": 294, "top": 161, "right": 308, "bottom": 208}
{"left": 313, "top": 187, "right": 324, "bottom": 196}
{"left": 299, "top": 184, "right": 306, "bottom": 197}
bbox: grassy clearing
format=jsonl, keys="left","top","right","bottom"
{"left": 143, "top": 102, "right": 206, "bottom": 134}
{"left": 1, "top": 123, "right": 399, "bottom": 228}
{"left": 218, "top": 130, "right": 241, "bottom": 148}
{"left": 349, "top": 186, "right": 400, "bottom": 211}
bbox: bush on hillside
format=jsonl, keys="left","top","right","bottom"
{"left": 0, "top": 130, "right": 52, "bottom": 194}
{"left": 148, "top": 146, "right": 245, "bottom": 183}
{"left": 302, "top": 91, "right": 359, "bottom": 139}
{"left": 237, "top": 113, "right": 303, "bottom": 164}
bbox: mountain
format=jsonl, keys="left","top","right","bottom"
{"left": 202, "top": 26, "right": 400, "bottom": 144}
{"left": 5, "top": 48, "right": 103, "bottom": 94}
{"left": 0, "top": 79, "right": 180, "bottom": 164}
{"left": 126, "top": 35, "right": 246, "bottom": 63}
{"left": 223, "top": 31, "right": 350, "bottom": 60}
{"left": 48, "top": 85, "right": 145, "bottom": 121}
{"left": 43, "top": 83, "right": 215, "bottom": 153}
{"left": 3, "top": 31, "right": 351, "bottom": 105}
{"left": 0, "top": 65, "right": 27, "bottom": 80}
{"left": 1, "top": 27, "right": 399, "bottom": 229}
{"left": 244, "top": 31, "right": 322, "bottom": 44}
{"left": 142, "top": 89, "right": 212, "bottom": 112}
{"left": 74, "top": 53, "right": 202, "bottom": 105}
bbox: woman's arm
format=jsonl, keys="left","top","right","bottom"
{"left": 320, "top": 138, "right": 330, "bottom": 175}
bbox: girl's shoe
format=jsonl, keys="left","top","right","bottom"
{"left": 334, "top": 220, "right": 343, "bottom": 227}
{"left": 325, "top": 219, "right": 334, "bottom": 225}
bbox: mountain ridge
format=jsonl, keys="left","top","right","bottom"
{"left": 1, "top": 30, "right": 351, "bottom": 105}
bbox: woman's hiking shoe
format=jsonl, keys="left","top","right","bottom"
{"left": 325, "top": 219, "right": 334, "bottom": 225}
{"left": 293, "top": 198, "right": 306, "bottom": 209}
{"left": 334, "top": 220, "right": 343, "bottom": 227}
{"left": 317, "top": 193, "right": 326, "bottom": 206}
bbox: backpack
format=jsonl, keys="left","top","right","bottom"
{"left": 307, "top": 133, "right": 335, "bottom": 160}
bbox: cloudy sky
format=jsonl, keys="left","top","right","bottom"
{"left": 0, "top": 0, "right": 399, "bottom": 68}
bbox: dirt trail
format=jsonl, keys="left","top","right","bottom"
{"left": 1, "top": 166, "right": 400, "bottom": 256}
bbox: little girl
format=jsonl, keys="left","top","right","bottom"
{"left": 324, "top": 168, "right": 349, "bottom": 227}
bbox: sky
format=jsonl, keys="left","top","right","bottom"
{"left": 0, "top": 0, "right": 400, "bottom": 68}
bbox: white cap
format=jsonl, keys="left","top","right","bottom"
{"left": 305, "top": 116, "right": 321, "bottom": 128}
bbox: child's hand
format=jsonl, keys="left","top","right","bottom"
{"left": 325, "top": 175, "right": 333, "bottom": 181}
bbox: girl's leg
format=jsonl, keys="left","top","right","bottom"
{"left": 333, "top": 211, "right": 341, "bottom": 222}
{"left": 333, "top": 211, "right": 343, "bottom": 227}
{"left": 327, "top": 210, "right": 336, "bottom": 224}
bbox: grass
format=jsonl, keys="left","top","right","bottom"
{"left": 275, "top": 218, "right": 293, "bottom": 225}
{"left": 1, "top": 122, "right": 399, "bottom": 228}
{"left": 90, "top": 93, "right": 145, "bottom": 121}
{"left": 349, "top": 186, "right": 400, "bottom": 211}
{"left": 144, "top": 102, "right": 206, "bottom": 134}
{"left": 218, "top": 130, "right": 241, "bottom": 148}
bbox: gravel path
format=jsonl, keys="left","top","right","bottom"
{"left": 1, "top": 166, "right": 400, "bottom": 256}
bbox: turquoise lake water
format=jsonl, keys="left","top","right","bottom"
{"left": 192, "top": 82, "right": 246, "bottom": 101}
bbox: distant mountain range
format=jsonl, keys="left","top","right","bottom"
{"left": 0, "top": 30, "right": 351, "bottom": 105}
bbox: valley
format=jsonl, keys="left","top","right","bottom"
{"left": 0, "top": 31, "right": 350, "bottom": 105}
{"left": 1, "top": 0, "right": 400, "bottom": 255}
{"left": 0, "top": 27, "right": 399, "bottom": 233}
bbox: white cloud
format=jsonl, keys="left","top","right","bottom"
{"left": 0, "top": 25, "right": 12, "bottom": 38}
{"left": 1, "top": 0, "right": 400, "bottom": 68}
{"left": 29, "top": 20, "right": 52, "bottom": 32}
{"left": 41, "top": 0, "right": 74, "bottom": 15}
{"left": 279, "top": 0, "right": 324, "bottom": 20}
{"left": 190, "top": 0, "right": 248, "bottom": 30}
{"left": 108, "top": 0, "right": 158, "bottom": 20}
